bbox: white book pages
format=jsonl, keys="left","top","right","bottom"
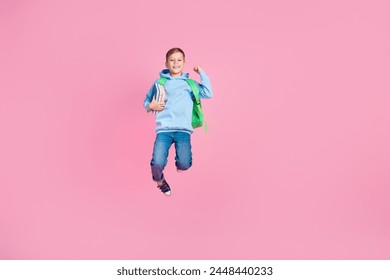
{"left": 152, "top": 83, "right": 166, "bottom": 115}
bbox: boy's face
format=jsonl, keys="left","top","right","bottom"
{"left": 165, "top": 52, "right": 185, "bottom": 77}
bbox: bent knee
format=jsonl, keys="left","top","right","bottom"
{"left": 176, "top": 161, "right": 192, "bottom": 171}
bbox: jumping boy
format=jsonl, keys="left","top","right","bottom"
{"left": 143, "top": 48, "right": 213, "bottom": 196}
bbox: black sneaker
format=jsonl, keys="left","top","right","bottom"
{"left": 158, "top": 180, "right": 171, "bottom": 196}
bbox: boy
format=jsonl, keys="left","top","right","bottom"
{"left": 144, "top": 48, "right": 213, "bottom": 196}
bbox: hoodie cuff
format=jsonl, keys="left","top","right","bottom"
{"left": 199, "top": 71, "right": 209, "bottom": 82}
{"left": 145, "top": 102, "right": 151, "bottom": 112}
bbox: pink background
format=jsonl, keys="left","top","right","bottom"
{"left": 1, "top": 0, "right": 389, "bottom": 259}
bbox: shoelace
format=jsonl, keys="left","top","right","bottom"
{"left": 159, "top": 182, "right": 170, "bottom": 193}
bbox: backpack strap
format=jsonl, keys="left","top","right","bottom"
{"left": 158, "top": 77, "right": 168, "bottom": 85}
{"left": 186, "top": 79, "right": 208, "bottom": 132}
{"left": 185, "top": 79, "right": 200, "bottom": 106}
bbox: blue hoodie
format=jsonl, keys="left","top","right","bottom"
{"left": 144, "top": 69, "right": 213, "bottom": 134}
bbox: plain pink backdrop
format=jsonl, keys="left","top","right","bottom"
{"left": 1, "top": 0, "right": 389, "bottom": 259}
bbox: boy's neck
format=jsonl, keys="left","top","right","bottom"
{"left": 170, "top": 72, "right": 182, "bottom": 78}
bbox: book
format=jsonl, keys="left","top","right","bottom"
{"left": 152, "top": 83, "right": 166, "bottom": 115}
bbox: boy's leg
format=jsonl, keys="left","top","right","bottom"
{"left": 150, "top": 132, "right": 173, "bottom": 182}
{"left": 174, "top": 132, "right": 192, "bottom": 172}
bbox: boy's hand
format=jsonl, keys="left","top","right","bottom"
{"left": 148, "top": 100, "right": 165, "bottom": 111}
{"left": 193, "top": 65, "right": 203, "bottom": 74}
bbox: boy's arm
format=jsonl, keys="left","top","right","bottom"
{"left": 143, "top": 84, "right": 155, "bottom": 112}
{"left": 197, "top": 71, "right": 213, "bottom": 99}
{"left": 193, "top": 66, "right": 213, "bottom": 98}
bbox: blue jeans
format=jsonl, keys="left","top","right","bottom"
{"left": 150, "top": 131, "right": 192, "bottom": 181}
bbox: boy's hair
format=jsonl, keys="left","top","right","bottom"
{"left": 166, "top": 47, "right": 185, "bottom": 62}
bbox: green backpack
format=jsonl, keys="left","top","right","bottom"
{"left": 158, "top": 77, "right": 207, "bottom": 131}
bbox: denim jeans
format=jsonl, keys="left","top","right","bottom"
{"left": 150, "top": 131, "right": 192, "bottom": 181}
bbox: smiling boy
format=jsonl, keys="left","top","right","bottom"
{"left": 143, "top": 48, "right": 213, "bottom": 196}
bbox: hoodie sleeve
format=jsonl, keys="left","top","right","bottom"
{"left": 143, "top": 83, "right": 155, "bottom": 112}
{"left": 197, "top": 71, "right": 213, "bottom": 99}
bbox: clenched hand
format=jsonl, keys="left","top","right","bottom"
{"left": 148, "top": 100, "right": 165, "bottom": 111}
